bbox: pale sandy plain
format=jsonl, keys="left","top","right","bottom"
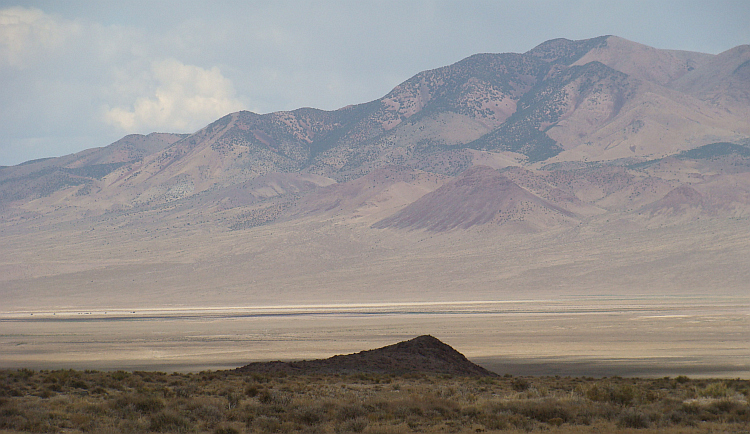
{"left": 1, "top": 205, "right": 749, "bottom": 377}
{"left": 2, "top": 299, "right": 748, "bottom": 378}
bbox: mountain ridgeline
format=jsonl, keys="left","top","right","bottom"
{"left": 2, "top": 35, "right": 750, "bottom": 233}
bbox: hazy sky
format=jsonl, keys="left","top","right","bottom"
{"left": 1, "top": 1, "right": 749, "bottom": 166}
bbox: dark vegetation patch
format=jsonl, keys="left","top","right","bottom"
{"left": 0, "top": 161, "right": 131, "bottom": 203}
{"left": 629, "top": 142, "right": 750, "bottom": 170}
{"left": 677, "top": 142, "right": 750, "bottom": 160}
{"left": 0, "top": 369, "right": 748, "bottom": 433}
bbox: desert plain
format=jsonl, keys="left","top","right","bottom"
{"left": 2, "top": 208, "right": 748, "bottom": 378}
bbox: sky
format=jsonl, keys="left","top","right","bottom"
{"left": 1, "top": 1, "right": 749, "bottom": 166}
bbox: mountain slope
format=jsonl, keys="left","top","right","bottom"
{"left": 372, "top": 165, "right": 576, "bottom": 231}
{"left": 0, "top": 132, "right": 185, "bottom": 204}
{"left": 4, "top": 35, "right": 750, "bottom": 215}
{"left": 671, "top": 44, "right": 750, "bottom": 116}
{"left": 570, "top": 35, "right": 713, "bottom": 86}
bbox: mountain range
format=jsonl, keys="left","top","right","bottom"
{"left": 2, "top": 35, "right": 750, "bottom": 310}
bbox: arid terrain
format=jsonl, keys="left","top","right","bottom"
{"left": 0, "top": 338, "right": 748, "bottom": 433}
{"left": 2, "top": 296, "right": 748, "bottom": 379}
{"left": 1, "top": 35, "right": 750, "bottom": 383}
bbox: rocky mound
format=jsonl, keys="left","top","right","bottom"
{"left": 235, "top": 335, "right": 498, "bottom": 377}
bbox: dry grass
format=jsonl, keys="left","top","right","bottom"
{"left": 1, "top": 369, "right": 749, "bottom": 433}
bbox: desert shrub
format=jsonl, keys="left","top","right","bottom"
{"left": 70, "top": 378, "right": 89, "bottom": 390}
{"left": 257, "top": 389, "right": 274, "bottom": 404}
{"left": 585, "top": 382, "right": 638, "bottom": 405}
{"left": 700, "top": 382, "right": 732, "bottom": 398}
{"left": 0, "top": 406, "right": 24, "bottom": 430}
{"left": 664, "top": 408, "right": 698, "bottom": 427}
{"left": 424, "top": 400, "right": 458, "bottom": 419}
{"left": 293, "top": 407, "right": 325, "bottom": 425}
{"left": 642, "top": 388, "right": 663, "bottom": 403}
{"left": 0, "top": 407, "right": 63, "bottom": 433}
{"left": 512, "top": 378, "right": 531, "bottom": 392}
{"left": 37, "top": 388, "right": 56, "bottom": 399}
{"left": 460, "top": 404, "right": 481, "bottom": 419}
{"left": 481, "top": 403, "right": 536, "bottom": 430}
{"left": 149, "top": 410, "right": 191, "bottom": 432}
{"left": 707, "top": 398, "right": 750, "bottom": 422}
{"left": 174, "top": 384, "right": 198, "bottom": 398}
{"left": 224, "top": 390, "right": 242, "bottom": 409}
{"left": 187, "top": 396, "right": 225, "bottom": 426}
{"left": 479, "top": 413, "right": 510, "bottom": 431}
{"left": 252, "top": 415, "right": 281, "bottom": 433}
{"left": 0, "top": 384, "right": 23, "bottom": 397}
{"left": 336, "top": 416, "right": 368, "bottom": 433}
{"left": 110, "top": 371, "right": 130, "bottom": 381}
{"left": 250, "top": 373, "right": 270, "bottom": 383}
{"left": 392, "top": 399, "right": 424, "bottom": 419}
{"left": 68, "top": 412, "right": 96, "bottom": 431}
{"left": 504, "top": 399, "right": 574, "bottom": 424}
{"left": 709, "top": 398, "right": 740, "bottom": 413}
{"left": 214, "top": 427, "right": 240, "bottom": 434}
{"left": 17, "top": 368, "right": 35, "bottom": 380}
{"left": 91, "top": 385, "right": 108, "bottom": 395}
{"left": 337, "top": 403, "right": 368, "bottom": 421}
{"left": 245, "top": 384, "right": 261, "bottom": 397}
{"left": 116, "top": 417, "right": 150, "bottom": 433}
{"left": 617, "top": 408, "right": 650, "bottom": 428}
{"left": 114, "top": 392, "right": 165, "bottom": 415}
{"left": 505, "top": 413, "right": 534, "bottom": 430}
{"left": 363, "top": 425, "right": 409, "bottom": 434}
{"left": 43, "top": 372, "right": 61, "bottom": 384}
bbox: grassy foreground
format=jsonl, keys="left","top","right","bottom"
{"left": 1, "top": 369, "right": 749, "bottom": 433}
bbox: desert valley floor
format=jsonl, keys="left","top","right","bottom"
{"left": 1, "top": 298, "right": 749, "bottom": 378}
{"left": 1, "top": 211, "right": 749, "bottom": 378}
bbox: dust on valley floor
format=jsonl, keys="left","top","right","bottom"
{"left": 1, "top": 298, "right": 748, "bottom": 378}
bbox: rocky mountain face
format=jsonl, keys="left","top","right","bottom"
{"left": 2, "top": 36, "right": 748, "bottom": 220}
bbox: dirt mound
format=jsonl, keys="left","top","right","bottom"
{"left": 235, "top": 335, "right": 497, "bottom": 377}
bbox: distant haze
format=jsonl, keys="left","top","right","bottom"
{"left": 1, "top": 0, "right": 749, "bottom": 165}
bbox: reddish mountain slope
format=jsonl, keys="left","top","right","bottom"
{"left": 372, "top": 165, "right": 576, "bottom": 231}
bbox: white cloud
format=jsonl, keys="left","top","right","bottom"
{"left": 0, "top": 7, "right": 81, "bottom": 69}
{"left": 103, "top": 58, "right": 245, "bottom": 133}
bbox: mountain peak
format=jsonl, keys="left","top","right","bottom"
{"left": 526, "top": 35, "right": 610, "bottom": 64}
